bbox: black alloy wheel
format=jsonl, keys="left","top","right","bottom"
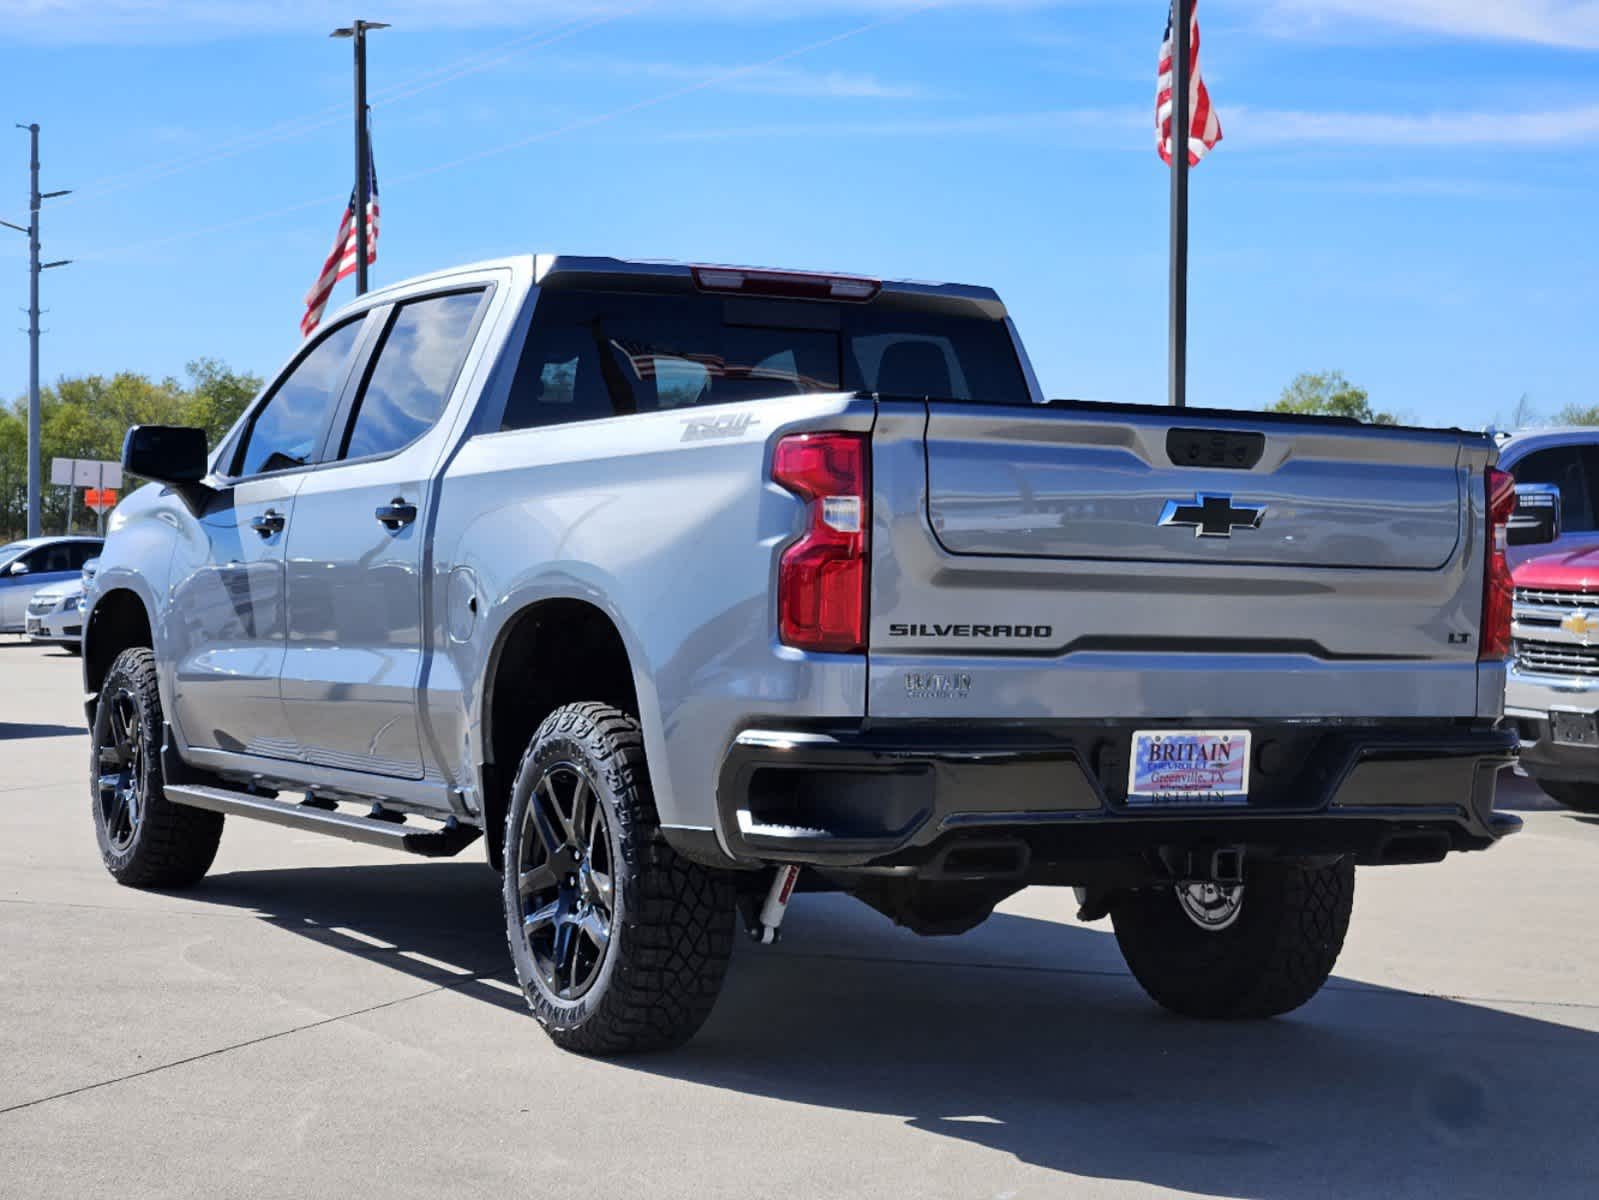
{"left": 511, "top": 761, "right": 617, "bottom": 999}
{"left": 96, "top": 687, "right": 146, "bottom": 854}
{"left": 90, "top": 646, "right": 223, "bottom": 887}
{"left": 500, "top": 702, "right": 735, "bottom": 1054}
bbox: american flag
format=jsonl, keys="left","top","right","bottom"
{"left": 1157, "top": 1, "right": 1222, "bottom": 167}
{"left": 301, "top": 146, "right": 379, "bottom": 337}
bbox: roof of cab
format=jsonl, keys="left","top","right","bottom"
{"left": 333, "top": 253, "right": 1008, "bottom": 321}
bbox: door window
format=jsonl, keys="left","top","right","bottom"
{"left": 232, "top": 320, "right": 363, "bottom": 478}
{"left": 1510, "top": 446, "right": 1597, "bottom": 533}
{"left": 21, "top": 543, "right": 76, "bottom": 573}
{"left": 340, "top": 291, "right": 485, "bottom": 461}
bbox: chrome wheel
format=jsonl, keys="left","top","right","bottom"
{"left": 512, "top": 762, "right": 616, "bottom": 1000}
{"left": 1175, "top": 881, "right": 1244, "bottom": 931}
{"left": 96, "top": 689, "right": 145, "bottom": 854}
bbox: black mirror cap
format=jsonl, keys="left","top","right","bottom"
{"left": 1508, "top": 482, "right": 1562, "bottom": 548}
{"left": 122, "top": 425, "right": 209, "bottom": 485}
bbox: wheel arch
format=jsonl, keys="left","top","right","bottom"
{"left": 477, "top": 596, "right": 645, "bottom": 870}
{"left": 83, "top": 585, "right": 157, "bottom": 701}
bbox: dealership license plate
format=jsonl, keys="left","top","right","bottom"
{"left": 1550, "top": 711, "right": 1599, "bottom": 747}
{"left": 1127, "top": 729, "right": 1251, "bottom": 806}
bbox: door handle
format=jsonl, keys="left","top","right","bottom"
{"left": 249, "top": 509, "right": 286, "bottom": 537}
{"left": 375, "top": 498, "right": 418, "bottom": 531}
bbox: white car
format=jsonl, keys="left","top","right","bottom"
{"left": 26, "top": 576, "right": 87, "bottom": 654}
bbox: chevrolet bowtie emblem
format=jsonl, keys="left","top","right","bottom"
{"left": 1561, "top": 610, "right": 1599, "bottom": 641}
{"left": 1158, "top": 493, "right": 1266, "bottom": 538}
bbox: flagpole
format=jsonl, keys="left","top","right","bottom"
{"left": 1168, "top": 0, "right": 1191, "bottom": 409}
{"left": 353, "top": 21, "right": 371, "bottom": 296}
{"left": 332, "top": 19, "right": 388, "bottom": 296}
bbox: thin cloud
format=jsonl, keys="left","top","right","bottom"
{"left": 653, "top": 102, "right": 1599, "bottom": 149}
{"left": 1231, "top": 103, "right": 1599, "bottom": 147}
{"left": 1259, "top": 1, "right": 1599, "bottom": 49}
{"left": 556, "top": 56, "right": 922, "bottom": 98}
{"left": 0, "top": 1, "right": 1023, "bottom": 44}
{"left": 656, "top": 107, "right": 1142, "bottom": 143}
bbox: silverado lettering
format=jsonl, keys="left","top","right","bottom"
{"left": 888, "top": 623, "right": 1053, "bottom": 638}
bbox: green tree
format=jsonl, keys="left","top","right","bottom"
{"left": 1270, "top": 371, "right": 1396, "bottom": 425}
{"left": 1554, "top": 403, "right": 1599, "bottom": 427}
{"left": 0, "top": 405, "right": 25, "bottom": 541}
{"left": 181, "top": 357, "right": 260, "bottom": 447}
{"left": 0, "top": 358, "right": 261, "bottom": 540}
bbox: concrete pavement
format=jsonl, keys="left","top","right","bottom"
{"left": 2, "top": 638, "right": 1597, "bottom": 1199}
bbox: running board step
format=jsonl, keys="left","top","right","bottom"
{"left": 163, "top": 784, "right": 481, "bottom": 858}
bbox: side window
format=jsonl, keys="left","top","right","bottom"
{"left": 67, "top": 543, "right": 98, "bottom": 569}
{"left": 341, "top": 291, "right": 485, "bottom": 461}
{"left": 502, "top": 325, "right": 619, "bottom": 431}
{"left": 499, "top": 290, "right": 843, "bottom": 434}
{"left": 1510, "top": 446, "right": 1596, "bottom": 534}
{"left": 24, "top": 544, "right": 74, "bottom": 573}
{"left": 233, "top": 320, "right": 363, "bottom": 478}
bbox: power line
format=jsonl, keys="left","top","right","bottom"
{"left": 76, "top": 5, "right": 939, "bottom": 265}
{"left": 59, "top": 7, "right": 650, "bottom": 210}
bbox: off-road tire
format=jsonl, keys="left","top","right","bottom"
{"left": 1537, "top": 780, "right": 1599, "bottom": 814}
{"left": 501, "top": 702, "right": 736, "bottom": 1055}
{"left": 1111, "top": 858, "right": 1354, "bottom": 1019}
{"left": 91, "top": 647, "right": 224, "bottom": 887}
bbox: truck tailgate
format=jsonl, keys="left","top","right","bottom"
{"left": 868, "top": 400, "right": 1497, "bottom": 722}
{"left": 926, "top": 405, "right": 1463, "bottom": 570}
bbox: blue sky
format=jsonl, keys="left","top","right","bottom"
{"left": 1, "top": 0, "right": 1596, "bottom": 428}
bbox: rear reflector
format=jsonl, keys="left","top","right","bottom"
{"left": 1482, "top": 466, "right": 1515, "bottom": 660}
{"left": 772, "top": 433, "right": 870, "bottom": 653}
{"left": 692, "top": 265, "right": 882, "bottom": 303}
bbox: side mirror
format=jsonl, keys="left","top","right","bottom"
{"left": 1509, "top": 482, "right": 1562, "bottom": 547}
{"left": 8, "top": 560, "right": 29, "bottom": 577}
{"left": 123, "top": 425, "right": 214, "bottom": 512}
{"left": 123, "top": 424, "right": 209, "bottom": 485}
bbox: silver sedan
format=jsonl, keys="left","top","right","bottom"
{"left": 25, "top": 578, "right": 86, "bottom": 654}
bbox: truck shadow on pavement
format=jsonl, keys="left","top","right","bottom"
{"left": 195, "top": 860, "right": 1599, "bottom": 1197}
{"left": 0, "top": 721, "right": 84, "bottom": 739}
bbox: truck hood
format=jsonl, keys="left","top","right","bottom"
{"left": 1514, "top": 546, "right": 1599, "bottom": 592}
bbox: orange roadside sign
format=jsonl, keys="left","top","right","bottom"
{"left": 84, "top": 488, "right": 119, "bottom": 513}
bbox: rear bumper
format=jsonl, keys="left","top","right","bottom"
{"left": 711, "top": 721, "right": 1520, "bottom": 872}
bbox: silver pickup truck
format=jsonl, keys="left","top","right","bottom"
{"left": 85, "top": 254, "right": 1529, "bottom": 1055}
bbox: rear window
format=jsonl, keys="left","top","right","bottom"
{"left": 501, "top": 289, "right": 1029, "bottom": 431}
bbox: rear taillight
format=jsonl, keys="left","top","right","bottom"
{"left": 1482, "top": 466, "right": 1516, "bottom": 660}
{"left": 772, "top": 432, "right": 869, "bottom": 653}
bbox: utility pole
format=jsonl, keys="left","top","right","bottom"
{"left": 331, "top": 19, "right": 388, "bottom": 296}
{"left": 1167, "top": 0, "right": 1191, "bottom": 409}
{"left": 2, "top": 123, "right": 70, "bottom": 538}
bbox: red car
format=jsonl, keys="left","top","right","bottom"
{"left": 1506, "top": 546, "right": 1599, "bottom": 812}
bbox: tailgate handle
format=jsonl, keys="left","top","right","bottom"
{"left": 1167, "top": 428, "right": 1265, "bottom": 470}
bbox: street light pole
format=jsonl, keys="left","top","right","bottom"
{"left": 3, "top": 123, "right": 70, "bottom": 538}
{"left": 332, "top": 19, "right": 388, "bottom": 297}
